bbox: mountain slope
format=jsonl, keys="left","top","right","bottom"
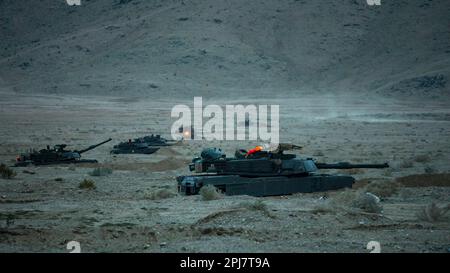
{"left": 0, "top": 0, "right": 448, "bottom": 98}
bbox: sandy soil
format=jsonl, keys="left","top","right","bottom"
{"left": 0, "top": 92, "right": 449, "bottom": 253}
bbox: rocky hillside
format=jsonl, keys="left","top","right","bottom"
{"left": 0, "top": 0, "right": 449, "bottom": 98}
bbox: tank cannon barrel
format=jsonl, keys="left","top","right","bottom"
{"left": 315, "top": 162, "right": 389, "bottom": 169}
{"left": 76, "top": 138, "right": 112, "bottom": 154}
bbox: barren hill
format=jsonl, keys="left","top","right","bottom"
{"left": 0, "top": 0, "right": 449, "bottom": 99}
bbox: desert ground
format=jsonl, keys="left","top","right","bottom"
{"left": 0, "top": 92, "right": 449, "bottom": 253}
{"left": 0, "top": 0, "right": 449, "bottom": 252}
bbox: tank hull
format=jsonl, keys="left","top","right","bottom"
{"left": 177, "top": 174, "right": 354, "bottom": 197}
{"left": 110, "top": 147, "right": 159, "bottom": 154}
{"left": 15, "top": 159, "right": 98, "bottom": 167}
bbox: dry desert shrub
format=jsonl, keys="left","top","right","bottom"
{"left": 414, "top": 154, "right": 431, "bottom": 163}
{"left": 238, "top": 200, "right": 274, "bottom": 217}
{"left": 416, "top": 203, "right": 450, "bottom": 222}
{"left": 424, "top": 166, "right": 435, "bottom": 174}
{"left": 352, "top": 192, "right": 382, "bottom": 213}
{"left": 330, "top": 189, "right": 357, "bottom": 206}
{"left": 145, "top": 188, "right": 177, "bottom": 200}
{"left": 311, "top": 202, "right": 334, "bottom": 214}
{"left": 364, "top": 180, "right": 401, "bottom": 198}
{"left": 330, "top": 189, "right": 382, "bottom": 214}
{"left": 89, "top": 167, "right": 113, "bottom": 176}
{"left": 399, "top": 159, "right": 414, "bottom": 168}
{"left": 240, "top": 199, "right": 267, "bottom": 212}
{"left": 0, "top": 164, "right": 16, "bottom": 179}
{"left": 79, "top": 179, "right": 96, "bottom": 190}
{"left": 199, "top": 184, "right": 223, "bottom": 201}
{"left": 383, "top": 168, "right": 393, "bottom": 177}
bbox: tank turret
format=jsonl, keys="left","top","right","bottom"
{"left": 110, "top": 134, "right": 178, "bottom": 154}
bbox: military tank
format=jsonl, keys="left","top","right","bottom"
{"left": 142, "top": 134, "right": 179, "bottom": 146}
{"left": 110, "top": 134, "right": 178, "bottom": 154}
{"left": 110, "top": 140, "right": 160, "bottom": 154}
{"left": 177, "top": 144, "right": 389, "bottom": 197}
{"left": 15, "top": 138, "right": 112, "bottom": 166}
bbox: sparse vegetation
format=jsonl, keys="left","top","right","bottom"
{"left": 414, "top": 154, "right": 431, "bottom": 163}
{"left": 424, "top": 166, "right": 435, "bottom": 174}
{"left": 89, "top": 167, "right": 113, "bottom": 177}
{"left": 145, "top": 188, "right": 177, "bottom": 200}
{"left": 0, "top": 164, "right": 16, "bottom": 179}
{"left": 330, "top": 189, "right": 383, "bottom": 214}
{"left": 352, "top": 192, "right": 383, "bottom": 213}
{"left": 383, "top": 169, "right": 393, "bottom": 177}
{"left": 364, "top": 180, "right": 400, "bottom": 198}
{"left": 330, "top": 189, "right": 357, "bottom": 206}
{"left": 5, "top": 214, "right": 15, "bottom": 227}
{"left": 311, "top": 203, "right": 334, "bottom": 214}
{"left": 79, "top": 179, "right": 96, "bottom": 190}
{"left": 416, "top": 203, "right": 450, "bottom": 222}
{"left": 199, "top": 184, "right": 223, "bottom": 201}
{"left": 399, "top": 159, "right": 413, "bottom": 168}
{"left": 238, "top": 200, "right": 274, "bottom": 217}
{"left": 240, "top": 199, "right": 267, "bottom": 211}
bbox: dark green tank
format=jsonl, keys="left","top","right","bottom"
{"left": 177, "top": 144, "right": 389, "bottom": 197}
{"left": 15, "top": 138, "right": 112, "bottom": 166}
{"left": 110, "top": 134, "right": 178, "bottom": 154}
